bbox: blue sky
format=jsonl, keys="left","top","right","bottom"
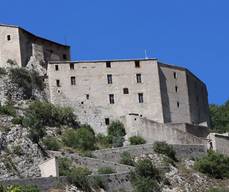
{"left": 0, "top": 0, "right": 228, "bottom": 104}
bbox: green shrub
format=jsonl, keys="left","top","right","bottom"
{"left": 208, "top": 188, "right": 229, "bottom": 192}
{"left": 131, "top": 176, "right": 160, "bottom": 192}
{"left": 43, "top": 136, "right": 62, "bottom": 151}
{"left": 194, "top": 151, "right": 229, "bottom": 179}
{"left": 108, "top": 121, "right": 126, "bottom": 137}
{"left": 96, "top": 133, "right": 112, "bottom": 148}
{"left": 153, "top": 141, "right": 177, "bottom": 161}
{"left": 97, "top": 167, "right": 115, "bottom": 174}
{"left": 0, "top": 67, "right": 7, "bottom": 77}
{"left": 58, "top": 157, "right": 72, "bottom": 176}
{"left": 62, "top": 127, "right": 96, "bottom": 151}
{"left": 12, "top": 145, "right": 24, "bottom": 156}
{"left": 26, "top": 101, "right": 79, "bottom": 128}
{"left": 6, "top": 185, "right": 40, "bottom": 192}
{"left": 135, "top": 159, "right": 160, "bottom": 180}
{"left": 0, "top": 104, "right": 16, "bottom": 117}
{"left": 67, "top": 167, "right": 92, "bottom": 191}
{"left": 9, "top": 68, "right": 44, "bottom": 99}
{"left": 129, "top": 136, "right": 146, "bottom": 145}
{"left": 11, "top": 116, "right": 23, "bottom": 125}
{"left": 119, "top": 152, "right": 135, "bottom": 166}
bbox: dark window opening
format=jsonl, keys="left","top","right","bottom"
{"left": 55, "top": 65, "right": 59, "bottom": 71}
{"left": 86, "top": 94, "right": 89, "bottom": 100}
{"left": 177, "top": 101, "right": 180, "bottom": 108}
{"left": 107, "top": 74, "right": 112, "bottom": 84}
{"left": 175, "top": 86, "right": 178, "bottom": 92}
{"left": 70, "top": 63, "right": 74, "bottom": 70}
{"left": 123, "top": 88, "right": 129, "bottom": 94}
{"left": 7, "top": 35, "right": 11, "bottom": 41}
{"left": 136, "top": 74, "right": 142, "bottom": 83}
{"left": 109, "top": 94, "right": 114, "bottom": 104}
{"left": 105, "top": 118, "right": 110, "bottom": 125}
{"left": 174, "top": 72, "right": 177, "bottom": 79}
{"left": 135, "top": 61, "right": 140, "bottom": 68}
{"left": 138, "top": 93, "right": 144, "bottom": 103}
{"left": 106, "top": 61, "right": 111, "bottom": 68}
{"left": 56, "top": 79, "right": 60, "bottom": 87}
{"left": 57, "top": 90, "right": 61, "bottom": 93}
{"left": 63, "top": 54, "right": 67, "bottom": 60}
{"left": 71, "top": 76, "right": 76, "bottom": 85}
{"left": 81, "top": 101, "right": 84, "bottom": 104}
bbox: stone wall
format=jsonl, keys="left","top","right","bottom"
{"left": 208, "top": 133, "right": 229, "bottom": 155}
{"left": 122, "top": 115, "right": 208, "bottom": 145}
{"left": 93, "top": 144, "right": 207, "bottom": 163}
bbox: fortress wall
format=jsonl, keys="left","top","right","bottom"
{"left": 0, "top": 26, "right": 22, "bottom": 67}
{"left": 47, "top": 60, "right": 165, "bottom": 133}
{"left": 159, "top": 64, "right": 191, "bottom": 124}
{"left": 93, "top": 143, "right": 207, "bottom": 163}
{"left": 186, "top": 71, "right": 210, "bottom": 127}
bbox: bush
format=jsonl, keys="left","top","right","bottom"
{"left": 194, "top": 151, "right": 229, "bottom": 179}
{"left": 153, "top": 141, "right": 177, "bottom": 161}
{"left": 9, "top": 68, "right": 44, "bottom": 99}
{"left": 11, "top": 116, "right": 24, "bottom": 125}
{"left": 131, "top": 176, "right": 160, "bottom": 192}
{"left": 62, "top": 126, "right": 96, "bottom": 151}
{"left": 43, "top": 136, "right": 62, "bottom": 151}
{"left": 97, "top": 167, "right": 115, "bottom": 174}
{"left": 130, "top": 159, "right": 161, "bottom": 192}
{"left": 12, "top": 145, "right": 24, "bottom": 156}
{"left": 0, "top": 104, "right": 16, "bottom": 117}
{"left": 26, "top": 101, "right": 79, "bottom": 128}
{"left": 208, "top": 188, "right": 229, "bottom": 192}
{"left": 108, "top": 121, "right": 126, "bottom": 137}
{"left": 96, "top": 133, "right": 112, "bottom": 149}
{"left": 119, "top": 152, "right": 135, "bottom": 166}
{"left": 129, "top": 136, "right": 146, "bottom": 145}
{"left": 107, "top": 121, "right": 126, "bottom": 147}
{"left": 6, "top": 185, "right": 40, "bottom": 192}
{"left": 0, "top": 67, "right": 7, "bottom": 77}
{"left": 58, "top": 157, "right": 72, "bottom": 176}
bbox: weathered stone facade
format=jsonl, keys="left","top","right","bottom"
{"left": 47, "top": 59, "right": 210, "bottom": 134}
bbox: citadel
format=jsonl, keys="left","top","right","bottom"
{"left": 0, "top": 24, "right": 215, "bottom": 146}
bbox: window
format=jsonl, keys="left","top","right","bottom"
{"left": 136, "top": 74, "right": 142, "bottom": 83}
{"left": 105, "top": 118, "right": 110, "bottom": 125}
{"left": 71, "top": 76, "right": 76, "bottom": 85}
{"left": 7, "top": 35, "right": 11, "bottom": 41}
{"left": 70, "top": 63, "right": 74, "bottom": 70}
{"left": 106, "top": 61, "right": 111, "bottom": 68}
{"left": 123, "top": 88, "right": 129, "bottom": 94}
{"left": 86, "top": 94, "right": 89, "bottom": 100}
{"left": 138, "top": 93, "right": 144, "bottom": 103}
{"left": 173, "top": 72, "right": 177, "bottom": 79}
{"left": 55, "top": 65, "right": 59, "bottom": 71}
{"left": 175, "top": 85, "right": 178, "bottom": 92}
{"left": 107, "top": 74, "right": 112, "bottom": 84}
{"left": 63, "top": 54, "right": 67, "bottom": 60}
{"left": 135, "top": 60, "right": 140, "bottom": 68}
{"left": 177, "top": 101, "right": 180, "bottom": 108}
{"left": 109, "top": 94, "right": 114, "bottom": 104}
{"left": 56, "top": 79, "right": 60, "bottom": 87}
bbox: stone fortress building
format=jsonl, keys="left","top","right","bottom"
{"left": 0, "top": 24, "right": 210, "bottom": 144}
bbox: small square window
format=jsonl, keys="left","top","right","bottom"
{"left": 86, "top": 94, "right": 89, "bottom": 100}
{"left": 105, "top": 118, "right": 110, "bottom": 125}
{"left": 63, "top": 54, "right": 67, "bottom": 60}
{"left": 175, "top": 86, "right": 178, "bottom": 92}
{"left": 71, "top": 76, "right": 76, "bottom": 85}
{"left": 70, "top": 63, "right": 74, "bottom": 70}
{"left": 55, "top": 65, "right": 59, "bottom": 71}
{"left": 107, "top": 74, "right": 112, "bottom": 84}
{"left": 138, "top": 93, "right": 144, "bottom": 103}
{"left": 109, "top": 94, "right": 114, "bottom": 104}
{"left": 174, "top": 72, "right": 177, "bottom": 79}
{"left": 7, "top": 35, "right": 11, "bottom": 41}
{"left": 136, "top": 74, "right": 142, "bottom": 83}
{"left": 135, "top": 61, "right": 140, "bottom": 68}
{"left": 56, "top": 79, "right": 60, "bottom": 87}
{"left": 177, "top": 101, "right": 180, "bottom": 108}
{"left": 106, "top": 61, "right": 111, "bottom": 68}
{"left": 123, "top": 88, "right": 129, "bottom": 94}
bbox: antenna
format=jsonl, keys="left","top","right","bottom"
{"left": 144, "top": 50, "right": 149, "bottom": 59}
